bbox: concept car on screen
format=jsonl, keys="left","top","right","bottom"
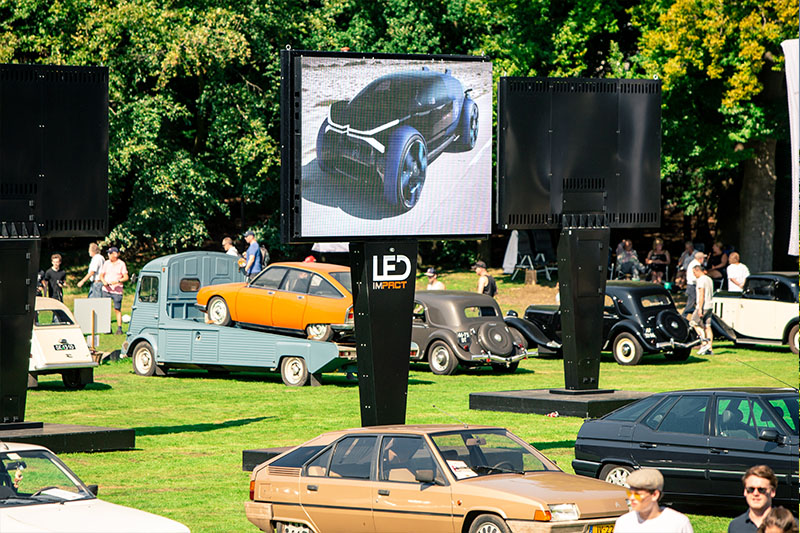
{"left": 316, "top": 67, "right": 479, "bottom": 212}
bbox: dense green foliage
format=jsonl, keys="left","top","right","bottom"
{"left": 0, "top": 0, "right": 795, "bottom": 259}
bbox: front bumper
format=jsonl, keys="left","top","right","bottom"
{"left": 507, "top": 517, "right": 617, "bottom": 532}
{"left": 245, "top": 501, "right": 273, "bottom": 532}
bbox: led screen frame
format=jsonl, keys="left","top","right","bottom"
{"left": 281, "top": 50, "right": 492, "bottom": 243}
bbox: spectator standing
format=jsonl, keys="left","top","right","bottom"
{"left": 674, "top": 241, "right": 696, "bottom": 289}
{"left": 243, "top": 230, "right": 262, "bottom": 281}
{"left": 613, "top": 468, "right": 693, "bottom": 532}
{"left": 683, "top": 251, "right": 705, "bottom": 319}
{"left": 707, "top": 242, "right": 729, "bottom": 280}
{"left": 727, "top": 252, "right": 750, "bottom": 292}
{"left": 425, "top": 268, "right": 445, "bottom": 290}
{"left": 757, "top": 507, "right": 798, "bottom": 533}
{"left": 42, "top": 253, "right": 67, "bottom": 302}
{"left": 99, "top": 246, "right": 129, "bottom": 335}
{"left": 77, "top": 243, "right": 105, "bottom": 298}
{"left": 471, "top": 261, "right": 497, "bottom": 297}
{"left": 690, "top": 264, "right": 714, "bottom": 355}
{"left": 646, "top": 238, "right": 671, "bottom": 284}
{"left": 222, "top": 237, "right": 239, "bottom": 257}
{"left": 728, "top": 465, "right": 778, "bottom": 533}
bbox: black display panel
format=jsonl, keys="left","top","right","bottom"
{"left": 0, "top": 64, "right": 108, "bottom": 237}
{"left": 497, "top": 78, "right": 661, "bottom": 229}
{"left": 281, "top": 50, "right": 492, "bottom": 242}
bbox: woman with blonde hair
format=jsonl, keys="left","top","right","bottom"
{"left": 646, "top": 238, "right": 671, "bottom": 284}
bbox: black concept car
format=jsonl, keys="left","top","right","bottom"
{"left": 316, "top": 68, "right": 479, "bottom": 211}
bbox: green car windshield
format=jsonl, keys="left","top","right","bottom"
{"left": 431, "top": 429, "right": 554, "bottom": 478}
{"left": 0, "top": 450, "right": 93, "bottom": 506}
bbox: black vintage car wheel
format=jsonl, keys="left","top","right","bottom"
{"left": 656, "top": 309, "right": 689, "bottom": 342}
{"left": 61, "top": 369, "right": 86, "bottom": 390}
{"left": 428, "top": 341, "right": 458, "bottom": 375}
{"left": 664, "top": 347, "right": 691, "bottom": 361}
{"left": 599, "top": 463, "right": 632, "bottom": 487}
{"left": 612, "top": 333, "right": 643, "bottom": 365}
{"left": 384, "top": 126, "right": 427, "bottom": 211}
{"left": 459, "top": 98, "right": 479, "bottom": 150}
{"left": 477, "top": 322, "right": 513, "bottom": 355}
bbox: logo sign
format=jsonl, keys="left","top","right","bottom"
{"left": 372, "top": 254, "right": 411, "bottom": 290}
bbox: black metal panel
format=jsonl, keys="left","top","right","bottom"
{"left": 0, "top": 64, "right": 108, "bottom": 237}
{"left": 350, "top": 241, "right": 417, "bottom": 426}
{"left": 497, "top": 77, "right": 661, "bottom": 229}
{"left": 0, "top": 423, "right": 134, "bottom": 453}
{"left": 469, "top": 389, "right": 652, "bottom": 418}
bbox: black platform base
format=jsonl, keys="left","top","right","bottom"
{"left": 469, "top": 389, "right": 652, "bottom": 418}
{"left": 243, "top": 447, "right": 292, "bottom": 472}
{"left": 0, "top": 422, "right": 135, "bottom": 453}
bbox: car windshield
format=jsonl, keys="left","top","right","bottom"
{"left": 767, "top": 396, "right": 799, "bottom": 435}
{"left": 0, "top": 450, "right": 93, "bottom": 506}
{"left": 639, "top": 293, "right": 672, "bottom": 308}
{"left": 329, "top": 272, "right": 352, "bottom": 293}
{"left": 35, "top": 309, "right": 74, "bottom": 326}
{"left": 431, "top": 429, "right": 553, "bottom": 479}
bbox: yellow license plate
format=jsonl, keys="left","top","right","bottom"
{"left": 590, "top": 525, "right": 614, "bottom": 533}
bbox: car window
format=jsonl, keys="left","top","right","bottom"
{"left": 138, "top": 275, "right": 159, "bottom": 303}
{"left": 431, "top": 429, "right": 550, "bottom": 478}
{"left": 378, "top": 436, "right": 438, "bottom": 483}
{"left": 656, "top": 396, "right": 708, "bottom": 435}
{"left": 306, "top": 448, "right": 332, "bottom": 477}
{"left": 640, "top": 293, "right": 672, "bottom": 308}
{"left": 744, "top": 279, "right": 774, "bottom": 300}
{"left": 308, "top": 275, "right": 341, "bottom": 298}
{"left": 329, "top": 272, "right": 352, "bottom": 293}
{"left": 328, "top": 436, "right": 376, "bottom": 480}
{"left": 35, "top": 309, "right": 74, "bottom": 326}
{"left": 774, "top": 281, "right": 795, "bottom": 303}
{"left": 715, "top": 397, "right": 778, "bottom": 439}
{"left": 605, "top": 395, "right": 662, "bottom": 422}
{"left": 412, "top": 303, "right": 426, "bottom": 322}
{"left": 768, "top": 397, "right": 799, "bottom": 434}
{"left": 271, "top": 445, "right": 326, "bottom": 468}
{"left": 280, "top": 269, "right": 312, "bottom": 294}
{"left": 643, "top": 396, "right": 678, "bottom": 430}
{"left": 251, "top": 266, "right": 286, "bottom": 289}
{"left": 179, "top": 278, "right": 200, "bottom": 293}
{"left": 464, "top": 306, "right": 497, "bottom": 318}
{"left": 603, "top": 295, "right": 616, "bottom": 314}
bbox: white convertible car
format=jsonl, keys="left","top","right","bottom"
{"left": 0, "top": 442, "right": 189, "bottom": 533}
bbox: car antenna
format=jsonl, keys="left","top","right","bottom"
{"left": 736, "top": 359, "right": 798, "bottom": 391}
{"left": 432, "top": 405, "right": 468, "bottom": 428}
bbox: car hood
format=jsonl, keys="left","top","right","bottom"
{"left": 459, "top": 471, "right": 628, "bottom": 518}
{"left": 0, "top": 499, "right": 190, "bottom": 533}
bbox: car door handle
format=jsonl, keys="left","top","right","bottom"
{"left": 307, "top": 485, "right": 318, "bottom": 491}
{"left": 297, "top": 295, "right": 304, "bottom": 300}
{"left": 710, "top": 448, "right": 728, "bottom": 454}
{"left": 267, "top": 291, "right": 275, "bottom": 295}
{"left": 639, "top": 443, "right": 657, "bottom": 448}
{"left": 378, "top": 489, "right": 390, "bottom": 496}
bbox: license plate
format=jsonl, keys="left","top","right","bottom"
{"left": 590, "top": 525, "right": 614, "bottom": 533}
{"left": 54, "top": 343, "right": 76, "bottom": 351}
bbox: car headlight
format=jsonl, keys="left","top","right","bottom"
{"left": 548, "top": 503, "right": 580, "bottom": 521}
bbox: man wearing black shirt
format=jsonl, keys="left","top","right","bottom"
{"left": 42, "top": 253, "right": 67, "bottom": 302}
{"left": 471, "top": 260, "right": 497, "bottom": 298}
{"left": 728, "top": 465, "right": 777, "bottom": 533}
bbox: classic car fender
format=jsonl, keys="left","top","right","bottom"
{"left": 124, "top": 332, "right": 159, "bottom": 359}
{"left": 424, "top": 332, "right": 468, "bottom": 361}
{"left": 782, "top": 318, "right": 799, "bottom": 344}
{"left": 606, "top": 321, "right": 658, "bottom": 352}
{"left": 504, "top": 316, "right": 557, "bottom": 349}
{"left": 711, "top": 314, "right": 737, "bottom": 342}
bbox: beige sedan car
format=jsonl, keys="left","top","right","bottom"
{"left": 246, "top": 425, "right": 627, "bottom": 533}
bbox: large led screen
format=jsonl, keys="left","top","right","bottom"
{"left": 281, "top": 51, "right": 492, "bottom": 242}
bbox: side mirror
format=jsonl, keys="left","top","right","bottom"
{"left": 414, "top": 469, "right": 445, "bottom": 486}
{"left": 87, "top": 484, "right": 99, "bottom": 496}
{"left": 758, "top": 429, "right": 783, "bottom": 443}
{"left": 506, "top": 310, "right": 518, "bottom": 318}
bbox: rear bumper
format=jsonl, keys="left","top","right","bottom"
{"left": 468, "top": 350, "right": 527, "bottom": 364}
{"left": 652, "top": 337, "right": 701, "bottom": 350}
{"left": 507, "top": 517, "right": 618, "bottom": 532}
{"left": 244, "top": 501, "right": 273, "bottom": 532}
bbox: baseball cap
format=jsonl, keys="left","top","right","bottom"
{"left": 425, "top": 267, "right": 437, "bottom": 277}
{"left": 243, "top": 230, "right": 255, "bottom": 238}
{"left": 107, "top": 246, "right": 119, "bottom": 253}
{"left": 626, "top": 468, "right": 664, "bottom": 492}
{"left": 303, "top": 255, "right": 316, "bottom": 263}
{"left": 471, "top": 260, "right": 487, "bottom": 271}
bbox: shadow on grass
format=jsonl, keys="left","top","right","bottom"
{"left": 528, "top": 439, "right": 576, "bottom": 451}
{"left": 31, "top": 381, "right": 113, "bottom": 392}
{"left": 135, "top": 416, "right": 273, "bottom": 437}
{"left": 164, "top": 369, "right": 435, "bottom": 387}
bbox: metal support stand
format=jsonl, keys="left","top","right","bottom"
{"left": 350, "top": 241, "right": 418, "bottom": 426}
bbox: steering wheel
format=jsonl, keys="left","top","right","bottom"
{"left": 491, "top": 461, "right": 516, "bottom": 471}
{"left": 31, "top": 486, "right": 58, "bottom": 497}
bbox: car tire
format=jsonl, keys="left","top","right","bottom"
{"left": 306, "top": 324, "right": 334, "bottom": 342}
{"left": 612, "top": 333, "right": 643, "bottom": 365}
{"left": 789, "top": 324, "right": 799, "bottom": 355}
{"left": 599, "top": 463, "right": 633, "bottom": 487}
{"left": 132, "top": 341, "right": 157, "bottom": 377}
{"left": 280, "top": 356, "right": 309, "bottom": 387}
{"left": 316, "top": 118, "right": 335, "bottom": 174}
{"left": 207, "top": 296, "right": 232, "bottom": 326}
{"left": 454, "top": 97, "right": 479, "bottom": 151}
{"left": 491, "top": 362, "right": 519, "bottom": 374}
{"left": 468, "top": 514, "right": 511, "bottom": 533}
{"left": 664, "top": 347, "right": 691, "bottom": 361}
{"left": 61, "top": 369, "right": 86, "bottom": 390}
{"left": 428, "top": 340, "right": 459, "bottom": 375}
{"left": 384, "top": 126, "right": 427, "bottom": 211}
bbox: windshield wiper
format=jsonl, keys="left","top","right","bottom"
{"left": 473, "top": 465, "right": 523, "bottom": 475}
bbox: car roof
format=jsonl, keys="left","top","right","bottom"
{"left": 751, "top": 272, "right": 798, "bottom": 280}
{"left": 321, "top": 424, "right": 498, "bottom": 438}
{"left": 415, "top": 291, "right": 498, "bottom": 306}
{"left": 0, "top": 441, "right": 50, "bottom": 453}
{"left": 34, "top": 296, "right": 74, "bottom": 315}
{"left": 270, "top": 262, "right": 350, "bottom": 274}
{"left": 653, "top": 387, "right": 796, "bottom": 395}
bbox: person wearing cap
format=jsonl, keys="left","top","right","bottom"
{"left": 243, "top": 230, "right": 262, "bottom": 281}
{"left": 613, "top": 468, "right": 693, "bottom": 532}
{"left": 683, "top": 250, "right": 706, "bottom": 319}
{"left": 99, "top": 246, "right": 129, "bottom": 335}
{"left": 425, "top": 267, "right": 445, "bottom": 290}
{"left": 728, "top": 465, "right": 779, "bottom": 533}
{"left": 222, "top": 237, "right": 239, "bottom": 257}
{"left": 472, "top": 260, "right": 497, "bottom": 297}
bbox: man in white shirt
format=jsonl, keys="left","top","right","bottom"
{"left": 425, "top": 268, "right": 445, "bottom": 290}
{"left": 683, "top": 251, "right": 705, "bottom": 319}
{"left": 614, "top": 468, "right": 693, "bottom": 533}
{"left": 691, "top": 264, "right": 715, "bottom": 355}
{"left": 222, "top": 237, "right": 240, "bottom": 257}
{"left": 76, "top": 242, "right": 105, "bottom": 298}
{"left": 726, "top": 252, "right": 750, "bottom": 292}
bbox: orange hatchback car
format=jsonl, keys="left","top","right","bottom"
{"left": 196, "top": 262, "right": 353, "bottom": 341}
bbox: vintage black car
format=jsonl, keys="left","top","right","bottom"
{"left": 505, "top": 281, "right": 701, "bottom": 365}
{"left": 316, "top": 68, "right": 479, "bottom": 212}
{"left": 572, "top": 387, "right": 799, "bottom": 508}
{"left": 411, "top": 291, "right": 528, "bottom": 375}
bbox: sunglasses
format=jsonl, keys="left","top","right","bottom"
{"left": 626, "top": 489, "right": 652, "bottom": 501}
{"left": 745, "top": 487, "right": 770, "bottom": 494}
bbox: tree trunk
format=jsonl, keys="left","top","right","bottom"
{"left": 738, "top": 139, "right": 777, "bottom": 272}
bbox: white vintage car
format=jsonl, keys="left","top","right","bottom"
{"left": 0, "top": 442, "right": 190, "bottom": 533}
{"left": 712, "top": 272, "right": 799, "bottom": 354}
{"left": 29, "top": 297, "right": 97, "bottom": 389}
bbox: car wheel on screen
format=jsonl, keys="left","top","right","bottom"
{"left": 600, "top": 463, "right": 633, "bottom": 487}
{"left": 306, "top": 324, "right": 333, "bottom": 342}
{"left": 61, "top": 369, "right": 86, "bottom": 390}
{"left": 789, "top": 324, "right": 799, "bottom": 355}
{"left": 132, "top": 341, "right": 156, "bottom": 377}
{"left": 612, "top": 333, "right": 643, "bottom": 365}
{"left": 207, "top": 296, "right": 232, "bottom": 326}
{"left": 468, "top": 513, "right": 511, "bottom": 533}
{"left": 280, "top": 356, "right": 309, "bottom": 387}
{"left": 384, "top": 126, "right": 427, "bottom": 211}
{"left": 316, "top": 119, "right": 335, "bottom": 174}
{"left": 454, "top": 97, "right": 479, "bottom": 151}
{"left": 428, "top": 340, "right": 458, "bottom": 375}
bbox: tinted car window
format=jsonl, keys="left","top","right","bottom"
{"left": 605, "top": 395, "right": 662, "bottom": 422}
{"left": 35, "top": 309, "right": 74, "bottom": 326}
{"left": 715, "top": 397, "right": 780, "bottom": 439}
{"left": 464, "top": 306, "right": 497, "bottom": 318}
{"left": 644, "top": 396, "right": 678, "bottom": 430}
{"left": 329, "top": 272, "right": 352, "bottom": 293}
{"left": 329, "top": 436, "right": 376, "bottom": 479}
{"left": 280, "top": 269, "right": 312, "bottom": 294}
{"left": 308, "top": 274, "right": 340, "bottom": 298}
{"left": 744, "top": 279, "right": 774, "bottom": 299}
{"left": 657, "top": 395, "right": 709, "bottom": 435}
{"left": 768, "top": 397, "right": 799, "bottom": 434}
{"left": 271, "top": 445, "right": 326, "bottom": 468}
{"left": 179, "top": 278, "right": 200, "bottom": 293}
{"left": 378, "top": 436, "right": 437, "bottom": 483}
{"left": 138, "top": 275, "right": 159, "bottom": 303}
{"left": 252, "top": 267, "right": 286, "bottom": 289}
{"left": 306, "top": 448, "right": 332, "bottom": 477}
{"left": 774, "top": 281, "right": 795, "bottom": 303}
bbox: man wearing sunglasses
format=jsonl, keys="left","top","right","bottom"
{"left": 614, "top": 468, "right": 693, "bottom": 532}
{"left": 728, "top": 465, "right": 778, "bottom": 532}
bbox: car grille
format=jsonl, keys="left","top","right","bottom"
{"left": 334, "top": 138, "right": 378, "bottom": 182}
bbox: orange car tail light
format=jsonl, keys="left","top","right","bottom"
{"left": 249, "top": 480, "right": 255, "bottom": 500}
{"left": 533, "top": 509, "right": 552, "bottom": 521}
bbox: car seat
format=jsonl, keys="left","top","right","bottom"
{"left": 720, "top": 409, "right": 755, "bottom": 439}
